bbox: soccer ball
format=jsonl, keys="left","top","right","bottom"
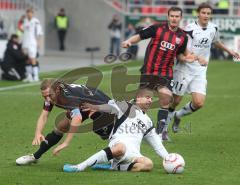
{"left": 163, "top": 153, "right": 185, "bottom": 174}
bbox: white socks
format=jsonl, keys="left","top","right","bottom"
{"left": 176, "top": 102, "right": 196, "bottom": 118}
{"left": 32, "top": 66, "right": 39, "bottom": 81}
{"left": 164, "top": 110, "right": 175, "bottom": 131}
{"left": 24, "top": 65, "right": 39, "bottom": 82}
{"left": 25, "top": 65, "right": 33, "bottom": 81}
{"left": 76, "top": 150, "right": 109, "bottom": 171}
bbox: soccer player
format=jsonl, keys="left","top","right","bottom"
{"left": 122, "top": 7, "right": 207, "bottom": 140}
{"left": 63, "top": 88, "right": 169, "bottom": 172}
{"left": 166, "top": 3, "right": 240, "bottom": 133}
{"left": 22, "top": 8, "right": 43, "bottom": 82}
{"left": 16, "top": 79, "right": 115, "bottom": 165}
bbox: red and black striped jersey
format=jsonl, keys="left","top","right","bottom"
{"left": 139, "top": 23, "right": 188, "bottom": 78}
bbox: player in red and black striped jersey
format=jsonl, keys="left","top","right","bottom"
{"left": 122, "top": 7, "right": 207, "bottom": 140}
{"left": 16, "top": 79, "right": 115, "bottom": 165}
{"left": 139, "top": 21, "right": 188, "bottom": 78}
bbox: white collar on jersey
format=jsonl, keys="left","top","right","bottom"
{"left": 195, "top": 20, "right": 208, "bottom": 30}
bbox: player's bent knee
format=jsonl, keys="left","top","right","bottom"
{"left": 173, "top": 98, "right": 181, "bottom": 107}
{"left": 111, "top": 143, "right": 126, "bottom": 158}
{"left": 172, "top": 94, "right": 182, "bottom": 106}
{"left": 193, "top": 101, "right": 204, "bottom": 109}
{"left": 53, "top": 129, "right": 64, "bottom": 136}
{"left": 56, "top": 125, "right": 70, "bottom": 133}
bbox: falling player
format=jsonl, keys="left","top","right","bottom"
{"left": 63, "top": 88, "right": 169, "bottom": 172}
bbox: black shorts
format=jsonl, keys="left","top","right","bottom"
{"left": 139, "top": 74, "right": 174, "bottom": 91}
{"left": 91, "top": 112, "right": 115, "bottom": 140}
{"left": 65, "top": 110, "right": 114, "bottom": 140}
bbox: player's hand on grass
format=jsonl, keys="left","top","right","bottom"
{"left": 121, "top": 40, "right": 132, "bottom": 48}
{"left": 53, "top": 142, "right": 69, "bottom": 156}
{"left": 32, "top": 133, "right": 46, "bottom": 145}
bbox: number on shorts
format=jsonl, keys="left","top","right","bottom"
{"left": 174, "top": 81, "right": 183, "bottom": 92}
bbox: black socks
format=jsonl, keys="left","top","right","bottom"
{"left": 33, "top": 131, "right": 63, "bottom": 159}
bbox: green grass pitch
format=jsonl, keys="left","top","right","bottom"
{"left": 0, "top": 60, "right": 239, "bottom": 185}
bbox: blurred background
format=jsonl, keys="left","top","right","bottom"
{"left": 0, "top": 0, "right": 239, "bottom": 79}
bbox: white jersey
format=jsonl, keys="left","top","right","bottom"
{"left": 108, "top": 100, "right": 154, "bottom": 153}
{"left": 22, "top": 17, "right": 43, "bottom": 48}
{"left": 175, "top": 21, "right": 220, "bottom": 76}
{"left": 95, "top": 100, "right": 168, "bottom": 167}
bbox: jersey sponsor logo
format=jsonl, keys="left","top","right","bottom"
{"left": 199, "top": 38, "right": 209, "bottom": 44}
{"left": 160, "top": 41, "right": 175, "bottom": 51}
{"left": 193, "top": 37, "right": 210, "bottom": 48}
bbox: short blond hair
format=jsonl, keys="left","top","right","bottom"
{"left": 136, "top": 88, "right": 153, "bottom": 98}
{"left": 40, "top": 79, "right": 55, "bottom": 90}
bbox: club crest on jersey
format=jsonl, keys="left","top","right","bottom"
{"left": 176, "top": 37, "right": 181, "bottom": 44}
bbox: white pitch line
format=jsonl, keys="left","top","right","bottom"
{"left": 0, "top": 92, "right": 40, "bottom": 95}
{"left": 0, "top": 82, "right": 41, "bottom": 92}
{"left": 0, "top": 66, "right": 140, "bottom": 92}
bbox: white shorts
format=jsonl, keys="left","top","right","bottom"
{"left": 23, "top": 46, "right": 37, "bottom": 59}
{"left": 172, "top": 70, "right": 207, "bottom": 96}
{"left": 108, "top": 138, "right": 143, "bottom": 171}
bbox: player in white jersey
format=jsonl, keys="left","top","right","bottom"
{"left": 22, "top": 8, "right": 43, "bottom": 82}
{"left": 63, "top": 88, "right": 169, "bottom": 172}
{"left": 164, "top": 3, "right": 240, "bottom": 135}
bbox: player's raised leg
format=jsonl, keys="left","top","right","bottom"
{"left": 173, "top": 93, "right": 205, "bottom": 132}
{"left": 63, "top": 143, "right": 126, "bottom": 172}
{"left": 168, "top": 94, "right": 183, "bottom": 133}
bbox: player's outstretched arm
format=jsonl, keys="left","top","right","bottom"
{"left": 32, "top": 110, "right": 49, "bottom": 145}
{"left": 144, "top": 128, "right": 169, "bottom": 159}
{"left": 81, "top": 102, "right": 119, "bottom": 115}
{"left": 53, "top": 115, "right": 82, "bottom": 155}
{"left": 121, "top": 34, "right": 141, "bottom": 48}
{"left": 214, "top": 41, "right": 240, "bottom": 59}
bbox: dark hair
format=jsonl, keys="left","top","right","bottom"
{"left": 10, "top": 34, "right": 18, "bottom": 41}
{"left": 197, "top": 3, "right": 213, "bottom": 13}
{"left": 168, "top": 7, "right": 183, "bottom": 16}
